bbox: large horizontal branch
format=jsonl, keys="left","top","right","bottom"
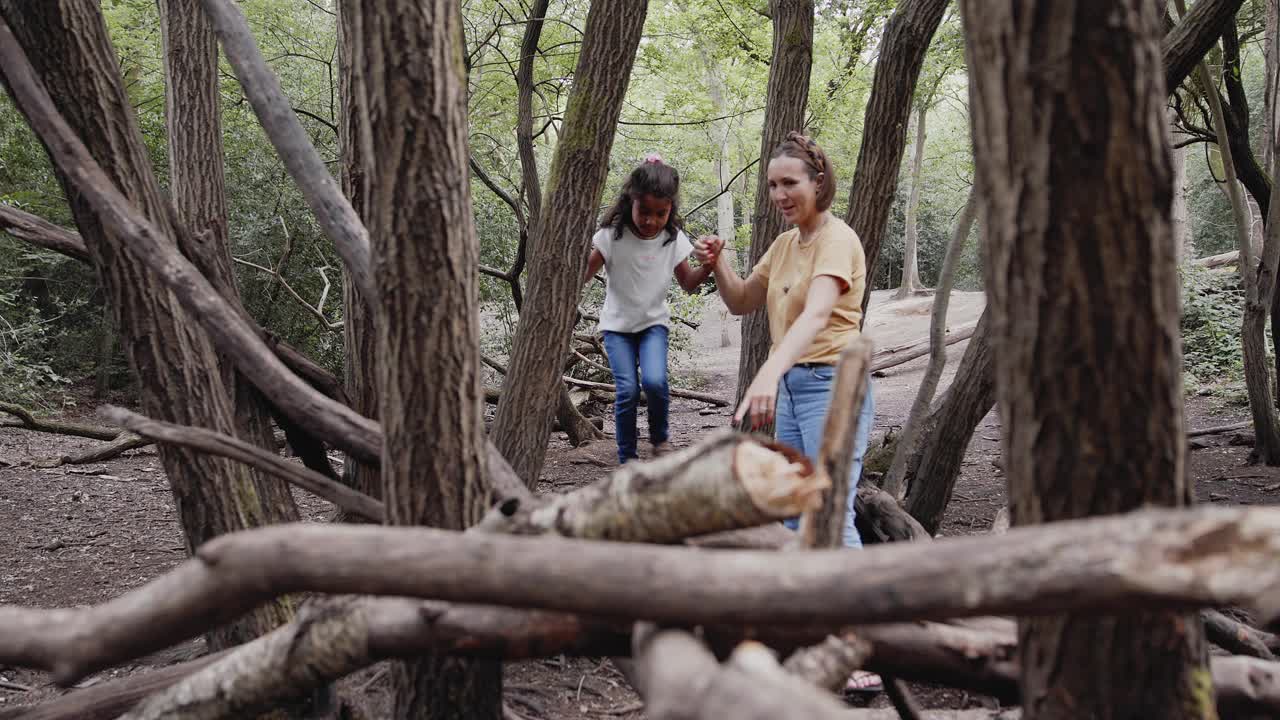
{"left": 14, "top": 609, "right": 1279, "bottom": 720}
{"left": 1163, "top": 0, "right": 1248, "bottom": 92}
{"left": 5, "top": 506, "right": 1280, "bottom": 683}
{"left": 196, "top": 0, "right": 374, "bottom": 300}
{"left": 98, "top": 406, "right": 384, "bottom": 522}
{"left": 0, "top": 204, "right": 87, "bottom": 262}
{"left": 0, "top": 401, "right": 121, "bottom": 441}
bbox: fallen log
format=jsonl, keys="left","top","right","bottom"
{"left": 1187, "top": 420, "right": 1252, "bottom": 438}
{"left": 6, "top": 506, "right": 1280, "bottom": 685}
{"left": 631, "top": 626, "right": 851, "bottom": 720}
{"left": 1192, "top": 249, "right": 1240, "bottom": 269}
{"left": 869, "top": 321, "right": 977, "bottom": 375}
{"left": 1204, "top": 609, "right": 1277, "bottom": 660}
{"left": 562, "top": 375, "right": 731, "bottom": 408}
{"left": 0, "top": 401, "right": 120, "bottom": 441}
{"left": 475, "top": 430, "right": 826, "bottom": 543}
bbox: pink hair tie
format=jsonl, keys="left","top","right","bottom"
{"left": 643, "top": 153, "right": 663, "bottom": 165}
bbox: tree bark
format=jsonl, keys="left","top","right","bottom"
{"left": 1172, "top": 108, "right": 1192, "bottom": 261}
{"left": 160, "top": 0, "right": 301, "bottom": 523}
{"left": 1162, "top": 0, "right": 1249, "bottom": 93}
{"left": 736, "top": 0, "right": 814, "bottom": 406}
{"left": 490, "top": 0, "right": 650, "bottom": 485}
{"left": 336, "top": 0, "right": 380, "bottom": 516}
{"left": 895, "top": 103, "right": 928, "bottom": 299}
{"left": 963, "top": 1, "right": 1212, "bottom": 717}
{"left": 0, "top": 1, "right": 293, "bottom": 652}
{"left": 703, "top": 48, "right": 737, "bottom": 349}
{"left": 358, "top": 1, "right": 500, "bottom": 717}
{"left": 883, "top": 188, "right": 976, "bottom": 499}
{"left": 843, "top": 0, "right": 948, "bottom": 314}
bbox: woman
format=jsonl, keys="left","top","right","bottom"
{"left": 695, "top": 131, "right": 875, "bottom": 550}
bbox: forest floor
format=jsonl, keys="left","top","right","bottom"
{"left": 0, "top": 289, "right": 1271, "bottom": 718}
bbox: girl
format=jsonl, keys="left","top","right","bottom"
{"left": 695, "top": 132, "right": 875, "bottom": 550}
{"left": 583, "top": 155, "right": 714, "bottom": 465}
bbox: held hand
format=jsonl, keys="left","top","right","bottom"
{"left": 734, "top": 366, "right": 781, "bottom": 430}
{"left": 694, "top": 235, "right": 723, "bottom": 265}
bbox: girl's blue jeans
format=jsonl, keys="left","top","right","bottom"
{"left": 602, "top": 325, "right": 670, "bottom": 464}
{"left": 776, "top": 364, "right": 875, "bottom": 548}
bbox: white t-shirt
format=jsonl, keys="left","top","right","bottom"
{"left": 593, "top": 225, "right": 693, "bottom": 334}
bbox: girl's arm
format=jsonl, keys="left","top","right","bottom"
{"left": 735, "top": 275, "right": 842, "bottom": 428}
{"left": 582, "top": 248, "right": 605, "bottom": 288}
{"left": 673, "top": 258, "right": 713, "bottom": 293}
{"left": 697, "top": 236, "right": 767, "bottom": 314}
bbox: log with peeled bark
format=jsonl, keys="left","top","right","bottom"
{"left": 475, "top": 430, "right": 827, "bottom": 542}
{"left": 870, "top": 321, "right": 977, "bottom": 374}
{"left": 8, "top": 506, "right": 1280, "bottom": 686}
{"left": 1193, "top": 249, "right": 1241, "bottom": 269}
{"left": 631, "top": 626, "right": 852, "bottom": 720}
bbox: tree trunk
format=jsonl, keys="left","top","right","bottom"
{"left": 702, "top": 47, "right": 737, "bottom": 350}
{"left": 159, "top": 0, "right": 301, "bottom": 522}
{"left": 0, "top": 0, "right": 293, "bottom": 652}
{"left": 1171, "top": 108, "right": 1191, "bottom": 261}
{"left": 843, "top": 0, "right": 948, "bottom": 315}
{"left": 883, "top": 188, "right": 976, "bottom": 499}
{"left": 359, "top": 1, "right": 500, "bottom": 718}
{"left": 900, "top": 309, "right": 995, "bottom": 535}
{"left": 490, "top": 0, "right": 649, "bottom": 485}
{"left": 736, "top": 0, "right": 814, "bottom": 405}
{"left": 963, "top": 1, "right": 1213, "bottom": 718}
{"left": 895, "top": 103, "right": 928, "bottom": 299}
{"left": 336, "top": 0, "right": 380, "bottom": 515}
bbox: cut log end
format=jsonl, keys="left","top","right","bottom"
{"left": 735, "top": 440, "right": 830, "bottom": 517}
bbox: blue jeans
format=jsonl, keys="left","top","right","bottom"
{"left": 776, "top": 365, "right": 875, "bottom": 548}
{"left": 603, "top": 325, "right": 670, "bottom": 464}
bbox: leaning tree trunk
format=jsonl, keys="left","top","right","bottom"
{"left": 962, "top": 1, "right": 1212, "bottom": 718}
{"left": 843, "top": 0, "right": 948, "bottom": 315}
{"left": 490, "top": 0, "right": 650, "bottom": 485}
{"left": 159, "top": 0, "right": 301, "bottom": 522}
{"left": 894, "top": 103, "right": 928, "bottom": 300}
{"left": 360, "top": 1, "right": 500, "bottom": 717}
{"left": 336, "top": 0, "right": 380, "bottom": 513}
{"left": 510, "top": 0, "right": 604, "bottom": 450}
{"left": 900, "top": 309, "right": 995, "bottom": 535}
{"left": 736, "top": 0, "right": 814, "bottom": 406}
{"left": 0, "top": 0, "right": 293, "bottom": 652}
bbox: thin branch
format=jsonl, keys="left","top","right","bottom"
{"left": 98, "top": 406, "right": 384, "bottom": 522}
{"left": 197, "top": 0, "right": 374, "bottom": 300}
{"left": 232, "top": 257, "right": 342, "bottom": 331}
{"left": 684, "top": 158, "right": 760, "bottom": 218}
{"left": 0, "top": 401, "right": 121, "bottom": 441}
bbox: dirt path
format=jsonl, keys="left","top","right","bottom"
{"left": 0, "top": 287, "right": 1267, "bottom": 718}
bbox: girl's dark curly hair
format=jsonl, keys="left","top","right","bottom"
{"left": 599, "top": 154, "right": 683, "bottom": 245}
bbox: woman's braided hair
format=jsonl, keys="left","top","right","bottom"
{"left": 771, "top": 131, "right": 836, "bottom": 211}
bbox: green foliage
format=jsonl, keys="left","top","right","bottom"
{"left": 1180, "top": 265, "right": 1244, "bottom": 387}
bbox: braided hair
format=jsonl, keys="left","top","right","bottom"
{"left": 599, "top": 154, "right": 683, "bottom": 246}
{"left": 770, "top": 131, "right": 836, "bottom": 211}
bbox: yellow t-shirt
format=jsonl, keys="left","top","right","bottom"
{"left": 750, "top": 217, "right": 866, "bottom": 366}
